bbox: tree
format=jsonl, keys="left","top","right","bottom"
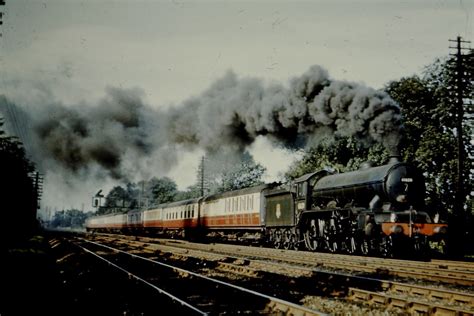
{"left": 285, "top": 136, "right": 389, "bottom": 180}
{"left": 385, "top": 55, "right": 473, "bottom": 257}
{"left": 385, "top": 56, "right": 473, "bottom": 217}
{"left": 147, "top": 177, "right": 178, "bottom": 205}
{"left": 218, "top": 158, "right": 266, "bottom": 192}
{"left": 207, "top": 152, "right": 267, "bottom": 193}
{"left": 50, "top": 209, "right": 92, "bottom": 228}
{"left": 99, "top": 177, "right": 179, "bottom": 213}
{"left": 174, "top": 183, "right": 202, "bottom": 201}
{"left": 177, "top": 152, "right": 267, "bottom": 198}
{"left": 0, "top": 118, "right": 39, "bottom": 243}
{"left": 100, "top": 185, "right": 131, "bottom": 214}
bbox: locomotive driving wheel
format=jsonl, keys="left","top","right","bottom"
{"left": 327, "top": 237, "right": 338, "bottom": 253}
{"left": 345, "top": 236, "right": 357, "bottom": 254}
{"left": 325, "top": 224, "right": 338, "bottom": 253}
{"left": 282, "top": 229, "right": 291, "bottom": 250}
{"left": 360, "top": 239, "right": 370, "bottom": 255}
{"left": 273, "top": 229, "right": 282, "bottom": 249}
{"left": 280, "top": 229, "right": 298, "bottom": 250}
{"left": 303, "top": 219, "right": 319, "bottom": 251}
{"left": 381, "top": 235, "right": 394, "bottom": 258}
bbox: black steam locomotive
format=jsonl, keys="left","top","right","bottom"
{"left": 265, "top": 156, "right": 447, "bottom": 257}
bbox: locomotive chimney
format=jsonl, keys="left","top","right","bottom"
{"left": 388, "top": 155, "right": 401, "bottom": 164}
{"left": 388, "top": 147, "right": 401, "bottom": 164}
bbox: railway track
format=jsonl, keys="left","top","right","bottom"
{"left": 348, "top": 284, "right": 474, "bottom": 315}
{"left": 82, "top": 233, "right": 474, "bottom": 315}
{"left": 73, "top": 237, "right": 326, "bottom": 315}
{"left": 101, "top": 234, "right": 474, "bottom": 287}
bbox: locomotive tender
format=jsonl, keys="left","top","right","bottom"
{"left": 86, "top": 157, "right": 448, "bottom": 257}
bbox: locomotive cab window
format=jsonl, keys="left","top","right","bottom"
{"left": 297, "top": 183, "right": 306, "bottom": 198}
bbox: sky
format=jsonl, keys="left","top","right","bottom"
{"left": 0, "top": 0, "right": 472, "bottom": 213}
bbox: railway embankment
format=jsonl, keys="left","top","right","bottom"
{"left": 2, "top": 230, "right": 474, "bottom": 315}
{"left": 1, "top": 233, "right": 65, "bottom": 315}
{"left": 1, "top": 231, "right": 186, "bottom": 315}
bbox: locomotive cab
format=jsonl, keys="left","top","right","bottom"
{"left": 293, "top": 169, "right": 332, "bottom": 212}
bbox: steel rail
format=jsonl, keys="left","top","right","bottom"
{"left": 146, "top": 238, "right": 474, "bottom": 286}
{"left": 154, "top": 239, "right": 474, "bottom": 286}
{"left": 380, "top": 281, "right": 474, "bottom": 308}
{"left": 85, "top": 234, "right": 474, "bottom": 315}
{"left": 91, "top": 234, "right": 474, "bottom": 286}
{"left": 74, "top": 241, "right": 208, "bottom": 315}
{"left": 348, "top": 288, "right": 474, "bottom": 315}
{"left": 141, "top": 238, "right": 474, "bottom": 304}
{"left": 79, "top": 237, "right": 327, "bottom": 316}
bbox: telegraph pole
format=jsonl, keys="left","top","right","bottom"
{"left": 449, "top": 36, "right": 471, "bottom": 216}
{"left": 200, "top": 156, "right": 205, "bottom": 196}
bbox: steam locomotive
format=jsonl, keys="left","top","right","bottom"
{"left": 86, "top": 156, "right": 448, "bottom": 257}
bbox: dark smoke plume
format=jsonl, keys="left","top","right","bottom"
{"left": 33, "top": 87, "right": 159, "bottom": 179}
{"left": 2, "top": 65, "right": 402, "bottom": 184}
{"left": 166, "top": 65, "right": 401, "bottom": 153}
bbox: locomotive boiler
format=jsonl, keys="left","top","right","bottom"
{"left": 311, "top": 157, "right": 425, "bottom": 211}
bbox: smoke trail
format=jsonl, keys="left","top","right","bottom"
{"left": 166, "top": 65, "right": 401, "bottom": 153}
{"left": 1, "top": 65, "right": 402, "bottom": 184}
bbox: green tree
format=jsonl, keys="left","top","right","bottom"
{"left": 209, "top": 152, "right": 267, "bottom": 193}
{"left": 100, "top": 185, "right": 130, "bottom": 214}
{"left": 385, "top": 56, "right": 473, "bottom": 217}
{"left": 146, "top": 177, "right": 178, "bottom": 205}
{"left": 174, "top": 183, "right": 202, "bottom": 201}
{"left": 285, "top": 137, "right": 388, "bottom": 180}
{"left": 50, "top": 209, "right": 92, "bottom": 228}
{"left": 386, "top": 54, "right": 473, "bottom": 257}
{"left": 0, "top": 118, "right": 39, "bottom": 242}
